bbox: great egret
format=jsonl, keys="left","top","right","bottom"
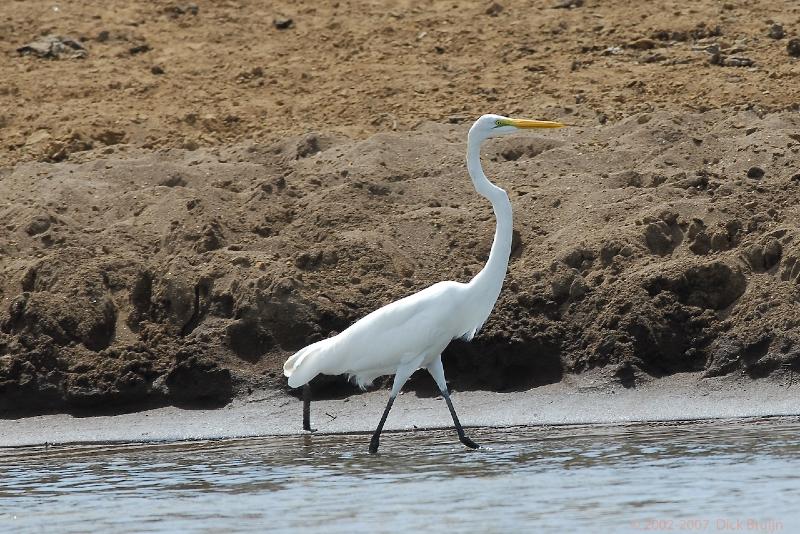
{"left": 284, "top": 114, "right": 564, "bottom": 453}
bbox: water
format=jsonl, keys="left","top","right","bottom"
{"left": 1, "top": 418, "right": 798, "bottom": 533}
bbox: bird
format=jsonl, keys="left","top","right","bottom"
{"left": 284, "top": 114, "right": 564, "bottom": 453}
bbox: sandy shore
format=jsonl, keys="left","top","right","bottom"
{"left": 2, "top": 372, "right": 797, "bottom": 448}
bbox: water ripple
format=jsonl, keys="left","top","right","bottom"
{"left": 1, "top": 417, "right": 799, "bottom": 532}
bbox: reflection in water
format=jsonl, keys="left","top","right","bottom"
{"left": 1, "top": 418, "right": 798, "bottom": 532}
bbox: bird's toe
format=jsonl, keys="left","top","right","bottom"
{"left": 460, "top": 436, "right": 480, "bottom": 449}
{"left": 368, "top": 438, "right": 380, "bottom": 454}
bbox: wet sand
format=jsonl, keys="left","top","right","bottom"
{"left": 2, "top": 372, "right": 797, "bottom": 448}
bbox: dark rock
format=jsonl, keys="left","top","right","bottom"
{"left": 17, "top": 35, "right": 87, "bottom": 59}
{"left": 448, "top": 115, "right": 470, "bottom": 124}
{"left": 486, "top": 2, "right": 504, "bottom": 16}
{"left": 788, "top": 38, "right": 800, "bottom": 57}
{"left": 273, "top": 17, "right": 294, "bottom": 30}
{"left": 690, "top": 24, "right": 722, "bottom": 40}
{"left": 238, "top": 66, "right": 263, "bottom": 81}
{"left": 628, "top": 38, "right": 657, "bottom": 50}
{"left": 722, "top": 56, "right": 755, "bottom": 67}
{"left": 747, "top": 166, "right": 765, "bottom": 179}
{"left": 151, "top": 65, "right": 165, "bottom": 75}
{"left": 129, "top": 43, "right": 151, "bottom": 55}
{"left": 709, "top": 51, "right": 755, "bottom": 67}
{"left": 652, "top": 30, "right": 690, "bottom": 42}
{"left": 165, "top": 4, "right": 199, "bottom": 18}
{"left": 159, "top": 173, "right": 187, "bottom": 187}
{"left": 768, "top": 24, "right": 785, "bottom": 40}
{"left": 553, "top": 0, "right": 583, "bottom": 8}
{"left": 643, "top": 53, "right": 666, "bottom": 63}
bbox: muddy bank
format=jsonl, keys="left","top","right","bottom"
{"left": 1, "top": 109, "right": 799, "bottom": 415}
{"left": 1, "top": 372, "right": 798, "bottom": 448}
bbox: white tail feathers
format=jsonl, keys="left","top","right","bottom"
{"left": 283, "top": 338, "right": 335, "bottom": 388}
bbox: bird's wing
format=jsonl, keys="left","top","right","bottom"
{"left": 284, "top": 281, "right": 472, "bottom": 388}
{"left": 325, "top": 281, "right": 466, "bottom": 375}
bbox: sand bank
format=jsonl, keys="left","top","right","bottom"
{"left": 2, "top": 373, "right": 797, "bottom": 448}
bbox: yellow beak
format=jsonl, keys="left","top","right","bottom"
{"left": 506, "top": 118, "right": 565, "bottom": 129}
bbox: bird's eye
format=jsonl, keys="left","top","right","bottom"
{"left": 495, "top": 120, "right": 502, "bottom": 127}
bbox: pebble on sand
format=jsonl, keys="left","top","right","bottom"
{"left": 273, "top": 17, "right": 293, "bottom": 30}
{"left": 17, "top": 35, "right": 87, "bottom": 59}
{"left": 768, "top": 24, "right": 784, "bottom": 40}
{"left": 787, "top": 38, "right": 800, "bottom": 57}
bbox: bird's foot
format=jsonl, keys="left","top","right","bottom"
{"left": 368, "top": 437, "right": 380, "bottom": 454}
{"left": 302, "top": 420, "right": 317, "bottom": 432}
{"left": 460, "top": 435, "right": 480, "bottom": 450}
{"left": 302, "top": 427, "right": 318, "bottom": 434}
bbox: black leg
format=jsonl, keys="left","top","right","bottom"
{"left": 303, "top": 383, "right": 314, "bottom": 432}
{"left": 369, "top": 395, "right": 396, "bottom": 454}
{"left": 441, "top": 388, "right": 479, "bottom": 449}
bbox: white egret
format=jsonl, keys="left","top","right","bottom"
{"left": 284, "top": 114, "right": 564, "bottom": 453}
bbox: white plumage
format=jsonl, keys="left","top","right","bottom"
{"left": 283, "top": 114, "right": 564, "bottom": 453}
{"left": 285, "top": 281, "right": 483, "bottom": 390}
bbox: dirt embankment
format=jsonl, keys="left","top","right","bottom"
{"left": 1, "top": 1, "right": 800, "bottom": 415}
{"left": 2, "top": 110, "right": 800, "bottom": 414}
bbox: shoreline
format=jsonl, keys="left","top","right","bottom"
{"left": 3, "top": 372, "right": 798, "bottom": 448}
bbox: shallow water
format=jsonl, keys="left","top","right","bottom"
{"left": 1, "top": 418, "right": 798, "bottom": 533}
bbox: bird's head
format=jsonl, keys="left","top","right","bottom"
{"left": 469, "top": 114, "right": 565, "bottom": 139}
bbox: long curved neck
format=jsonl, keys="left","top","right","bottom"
{"left": 466, "top": 132, "right": 512, "bottom": 299}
